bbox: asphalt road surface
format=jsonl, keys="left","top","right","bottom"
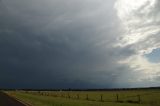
{"left": 0, "top": 91, "right": 26, "bottom": 106}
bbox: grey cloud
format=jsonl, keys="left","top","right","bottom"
{"left": 1, "top": 0, "right": 159, "bottom": 89}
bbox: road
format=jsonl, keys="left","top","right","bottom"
{"left": 0, "top": 91, "right": 27, "bottom": 106}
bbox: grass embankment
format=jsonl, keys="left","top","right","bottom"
{"left": 6, "top": 90, "right": 160, "bottom": 106}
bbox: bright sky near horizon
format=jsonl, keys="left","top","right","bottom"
{"left": 0, "top": 0, "right": 160, "bottom": 89}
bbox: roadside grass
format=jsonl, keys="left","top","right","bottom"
{"left": 5, "top": 90, "right": 160, "bottom": 106}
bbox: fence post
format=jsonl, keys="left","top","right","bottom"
{"left": 68, "top": 93, "right": 70, "bottom": 99}
{"left": 86, "top": 94, "right": 89, "bottom": 100}
{"left": 138, "top": 95, "right": 141, "bottom": 104}
{"left": 116, "top": 94, "right": 119, "bottom": 102}
{"left": 100, "top": 94, "right": 103, "bottom": 102}
{"left": 77, "top": 94, "right": 79, "bottom": 99}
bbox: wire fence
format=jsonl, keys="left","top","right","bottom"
{"left": 21, "top": 90, "right": 160, "bottom": 105}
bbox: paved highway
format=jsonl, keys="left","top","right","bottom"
{"left": 0, "top": 91, "right": 26, "bottom": 106}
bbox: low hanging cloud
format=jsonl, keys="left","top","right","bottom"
{"left": 0, "top": 0, "right": 160, "bottom": 89}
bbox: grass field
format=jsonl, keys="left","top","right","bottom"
{"left": 5, "top": 89, "right": 160, "bottom": 106}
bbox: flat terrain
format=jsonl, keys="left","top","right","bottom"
{"left": 6, "top": 89, "right": 160, "bottom": 106}
{"left": 0, "top": 91, "right": 26, "bottom": 106}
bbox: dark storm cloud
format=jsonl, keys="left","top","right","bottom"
{"left": 0, "top": 0, "right": 150, "bottom": 89}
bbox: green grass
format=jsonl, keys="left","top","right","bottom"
{"left": 5, "top": 90, "right": 160, "bottom": 106}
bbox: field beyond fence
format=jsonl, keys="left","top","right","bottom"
{"left": 5, "top": 89, "right": 160, "bottom": 106}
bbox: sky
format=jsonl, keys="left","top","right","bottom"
{"left": 0, "top": 0, "right": 160, "bottom": 89}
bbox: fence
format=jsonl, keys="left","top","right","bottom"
{"left": 22, "top": 91, "right": 144, "bottom": 104}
